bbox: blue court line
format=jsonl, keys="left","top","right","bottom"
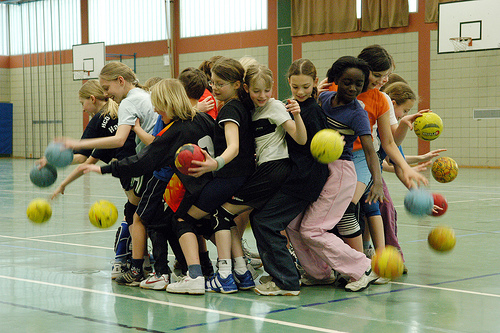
{"left": 170, "top": 271, "right": 500, "bottom": 331}
{"left": 0, "top": 300, "right": 167, "bottom": 333}
{"left": 0, "top": 243, "right": 110, "bottom": 259}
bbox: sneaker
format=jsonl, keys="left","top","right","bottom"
{"left": 140, "top": 273, "right": 170, "bottom": 290}
{"left": 344, "top": 269, "right": 378, "bottom": 292}
{"left": 300, "top": 271, "right": 336, "bottom": 286}
{"left": 111, "top": 261, "right": 129, "bottom": 280}
{"left": 334, "top": 271, "right": 350, "bottom": 287}
{"left": 242, "top": 238, "right": 260, "bottom": 259}
{"left": 166, "top": 275, "right": 205, "bottom": 295}
{"left": 364, "top": 245, "right": 375, "bottom": 259}
{"left": 246, "top": 256, "right": 263, "bottom": 270}
{"left": 259, "top": 275, "right": 273, "bottom": 285}
{"left": 234, "top": 270, "right": 255, "bottom": 290}
{"left": 246, "top": 261, "right": 260, "bottom": 280}
{"left": 205, "top": 273, "right": 238, "bottom": 294}
{"left": 115, "top": 268, "right": 143, "bottom": 287}
{"left": 254, "top": 281, "right": 300, "bottom": 296}
{"left": 373, "top": 277, "right": 391, "bottom": 285}
{"left": 143, "top": 265, "right": 154, "bottom": 279}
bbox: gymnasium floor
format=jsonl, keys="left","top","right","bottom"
{"left": 1, "top": 157, "right": 499, "bottom": 333}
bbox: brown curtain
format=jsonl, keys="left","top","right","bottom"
{"left": 425, "top": 0, "right": 461, "bottom": 23}
{"left": 360, "top": 0, "right": 409, "bottom": 32}
{"left": 291, "top": 0, "right": 357, "bottom": 37}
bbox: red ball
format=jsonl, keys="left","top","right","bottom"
{"left": 431, "top": 193, "right": 448, "bottom": 217}
{"left": 174, "top": 144, "right": 205, "bottom": 175}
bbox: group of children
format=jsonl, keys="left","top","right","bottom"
{"left": 48, "top": 44, "right": 446, "bottom": 297}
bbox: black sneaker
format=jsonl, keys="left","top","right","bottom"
{"left": 115, "top": 267, "right": 143, "bottom": 286}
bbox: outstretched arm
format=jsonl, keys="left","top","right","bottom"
{"left": 51, "top": 156, "right": 100, "bottom": 200}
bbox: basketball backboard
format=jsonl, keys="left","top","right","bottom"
{"left": 438, "top": 0, "right": 500, "bottom": 53}
{"left": 72, "top": 42, "right": 105, "bottom": 80}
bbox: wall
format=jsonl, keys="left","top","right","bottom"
{"left": 303, "top": 32, "right": 420, "bottom": 157}
{"left": 430, "top": 30, "right": 500, "bottom": 167}
{"left": 0, "top": 67, "right": 9, "bottom": 102}
{"left": 2, "top": 0, "right": 500, "bottom": 167}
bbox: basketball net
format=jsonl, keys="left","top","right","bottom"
{"left": 449, "top": 37, "right": 472, "bottom": 52}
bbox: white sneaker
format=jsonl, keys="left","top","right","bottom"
{"left": 254, "top": 281, "right": 300, "bottom": 296}
{"left": 246, "top": 256, "right": 263, "bottom": 270}
{"left": 344, "top": 269, "right": 379, "bottom": 292}
{"left": 373, "top": 277, "right": 391, "bottom": 285}
{"left": 166, "top": 275, "right": 205, "bottom": 295}
{"left": 140, "top": 273, "right": 170, "bottom": 290}
{"left": 111, "top": 261, "right": 129, "bottom": 280}
{"left": 364, "top": 245, "right": 375, "bottom": 259}
{"left": 300, "top": 271, "right": 336, "bottom": 286}
{"left": 242, "top": 238, "right": 260, "bottom": 259}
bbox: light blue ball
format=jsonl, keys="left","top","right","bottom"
{"left": 45, "top": 142, "right": 73, "bottom": 168}
{"left": 404, "top": 188, "right": 433, "bottom": 216}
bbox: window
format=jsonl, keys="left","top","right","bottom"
{"left": 0, "top": 5, "right": 8, "bottom": 55}
{"left": 180, "top": 0, "right": 268, "bottom": 38}
{"left": 88, "top": 0, "right": 169, "bottom": 45}
{"left": 8, "top": 0, "right": 81, "bottom": 55}
{"left": 357, "top": 0, "right": 417, "bottom": 18}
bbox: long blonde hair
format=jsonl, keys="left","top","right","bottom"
{"left": 99, "top": 62, "right": 144, "bottom": 89}
{"left": 78, "top": 80, "right": 118, "bottom": 119}
{"left": 383, "top": 82, "right": 418, "bottom": 106}
{"left": 150, "top": 79, "right": 197, "bottom": 121}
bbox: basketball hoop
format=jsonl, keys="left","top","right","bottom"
{"left": 72, "top": 69, "right": 91, "bottom": 80}
{"left": 449, "top": 37, "right": 472, "bottom": 52}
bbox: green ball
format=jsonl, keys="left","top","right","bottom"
{"left": 30, "top": 164, "right": 57, "bottom": 188}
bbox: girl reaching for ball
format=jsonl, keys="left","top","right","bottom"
{"left": 285, "top": 56, "right": 386, "bottom": 292}
{"left": 183, "top": 63, "right": 307, "bottom": 294}
{"left": 165, "top": 57, "right": 256, "bottom": 295}
{"left": 79, "top": 79, "right": 216, "bottom": 287}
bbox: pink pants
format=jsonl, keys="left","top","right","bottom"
{"left": 286, "top": 159, "right": 370, "bottom": 281}
{"left": 379, "top": 178, "right": 404, "bottom": 261}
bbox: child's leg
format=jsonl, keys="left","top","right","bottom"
{"left": 286, "top": 213, "right": 331, "bottom": 280}
{"left": 367, "top": 215, "right": 385, "bottom": 250}
{"left": 300, "top": 160, "right": 370, "bottom": 280}
{"left": 379, "top": 178, "right": 404, "bottom": 259}
{"left": 252, "top": 192, "right": 305, "bottom": 292}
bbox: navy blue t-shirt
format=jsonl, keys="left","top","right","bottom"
{"left": 319, "top": 91, "right": 372, "bottom": 161}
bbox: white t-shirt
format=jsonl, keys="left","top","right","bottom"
{"left": 372, "top": 92, "right": 397, "bottom": 152}
{"left": 117, "top": 87, "right": 157, "bottom": 153}
{"left": 252, "top": 98, "right": 291, "bottom": 165}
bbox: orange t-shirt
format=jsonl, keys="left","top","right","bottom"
{"left": 199, "top": 89, "right": 218, "bottom": 119}
{"left": 329, "top": 84, "right": 389, "bottom": 151}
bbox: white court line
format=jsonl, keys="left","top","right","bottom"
{"left": 28, "top": 230, "right": 113, "bottom": 239}
{"left": 0, "top": 234, "right": 112, "bottom": 250}
{"left": 0, "top": 275, "right": 346, "bottom": 333}
{"left": 391, "top": 281, "right": 500, "bottom": 298}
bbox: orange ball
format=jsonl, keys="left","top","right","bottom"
{"left": 428, "top": 226, "right": 456, "bottom": 252}
{"left": 371, "top": 246, "right": 404, "bottom": 279}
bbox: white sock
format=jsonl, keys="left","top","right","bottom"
{"left": 233, "top": 256, "right": 247, "bottom": 275}
{"left": 218, "top": 259, "right": 232, "bottom": 279}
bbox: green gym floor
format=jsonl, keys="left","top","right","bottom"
{"left": 1, "top": 157, "right": 499, "bottom": 333}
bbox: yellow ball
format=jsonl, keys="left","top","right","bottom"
{"left": 371, "top": 245, "right": 404, "bottom": 279}
{"left": 431, "top": 157, "right": 458, "bottom": 183}
{"left": 310, "top": 129, "right": 343, "bottom": 164}
{"left": 413, "top": 113, "right": 443, "bottom": 141}
{"left": 428, "top": 226, "right": 456, "bottom": 252}
{"left": 27, "top": 198, "right": 52, "bottom": 224}
{"left": 88, "top": 200, "right": 118, "bottom": 228}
